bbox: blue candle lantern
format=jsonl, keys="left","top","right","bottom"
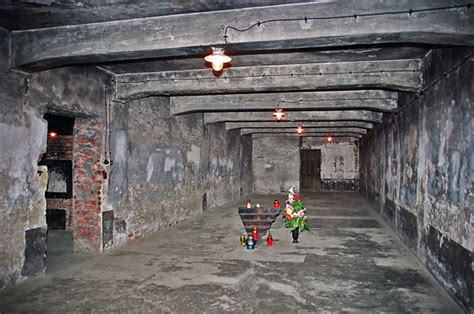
{"left": 247, "top": 235, "right": 255, "bottom": 250}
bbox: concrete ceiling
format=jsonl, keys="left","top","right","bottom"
{"left": 0, "top": 0, "right": 313, "bottom": 30}
{"left": 99, "top": 46, "right": 429, "bottom": 74}
{"left": 2, "top": 0, "right": 473, "bottom": 139}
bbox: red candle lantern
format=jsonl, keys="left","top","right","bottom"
{"left": 252, "top": 227, "right": 258, "bottom": 242}
{"left": 273, "top": 199, "right": 280, "bottom": 208}
{"left": 267, "top": 234, "right": 273, "bottom": 246}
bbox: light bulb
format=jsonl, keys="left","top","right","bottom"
{"left": 296, "top": 126, "right": 304, "bottom": 134}
{"left": 204, "top": 47, "right": 231, "bottom": 72}
{"left": 212, "top": 61, "right": 224, "bottom": 72}
{"left": 272, "top": 108, "right": 285, "bottom": 122}
{"left": 327, "top": 136, "right": 333, "bottom": 143}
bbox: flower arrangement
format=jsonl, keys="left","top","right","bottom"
{"left": 283, "top": 188, "right": 309, "bottom": 232}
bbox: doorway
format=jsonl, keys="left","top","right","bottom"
{"left": 39, "top": 113, "right": 75, "bottom": 272}
{"left": 300, "top": 149, "right": 321, "bottom": 191}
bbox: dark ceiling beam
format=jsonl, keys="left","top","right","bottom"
{"left": 101, "top": 47, "right": 429, "bottom": 74}
{"left": 225, "top": 121, "right": 375, "bottom": 130}
{"left": 251, "top": 132, "right": 363, "bottom": 138}
{"left": 116, "top": 59, "right": 421, "bottom": 99}
{"left": 10, "top": 0, "right": 473, "bottom": 70}
{"left": 240, "top": 127, "right": 367, "bottom": 135}
{"left": 204, "top": 110, "right": 383, "bottom": 124}
{"left": 170, "top": 90, "right": 397, "bottom": 115}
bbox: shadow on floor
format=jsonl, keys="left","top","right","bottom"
{"left": 46, "top": 230, "right": 93, "bottom": 274}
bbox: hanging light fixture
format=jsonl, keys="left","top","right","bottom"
{"left": 204, "top": 47, "right": 232, "bottom": 72}
{"left": 204, "top": 5, "right": 467, "bottom": 74}
{"left": 296, "top": 125, "right": 304, "bottom": 135}
{"left": 272, "top": 107, "right": 286, "bottom": 122}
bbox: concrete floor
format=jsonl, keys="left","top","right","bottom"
{"left": 46, "top": 230, "right": 94, "bottom": 274}
{"left": 0, "top": 192, "right": 462, "bottom": 312}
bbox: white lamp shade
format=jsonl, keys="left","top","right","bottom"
{"left": 204, "top": 47, "right": 231, "bottom": 71}
{"left": 272, "top": 108, "right": 286, "bottom": 121}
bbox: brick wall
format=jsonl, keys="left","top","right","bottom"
{"left": 73, "top": 117, "right": 105, "bottom": 252}
{"left": 46, "top": 199, "right": 73, "bottom": 230}
{"left": 46, "top": 135, "right": 73, "bottom": 160}
{"left": 44, "top": 134, "right": 74, "bottom": 230}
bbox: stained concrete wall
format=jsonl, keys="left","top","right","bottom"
{"left": 107, "top": 97, "right": 247, "bottom": 246}
{"left": 0, "top": 27, "right": 112, "bottom": 288}
{"left": 252, "top": 135, "right": 359, "bottom": 193}
{"left": 253, "top": 135, "right": 300, "bottom": 194}
{"left": 1, "top": 54, "right": 250, "bottom": 286}
{"left": 0, "top": 28, "right": 48, "bottom": 289}
{"left": 359, "top": 48, "right": 473, "bottom": 310}
{"left": 207, "top": 123, "right": 242, "bottom": 208}
{"left": 240, "top": 134, "right": 253, "bottom": 197}
{"left": 28, "top": 66, "right": 111, "bottom": 254}
{"left": 27, "top": 64, "right": 111, "bottom": 254}
{"left": 108, "top": 97, "right": 205, "bottom": 242}
{"left": 25, "top": 64, "right": 107, "bottom": 117}
{"left": 303, "top": 138, "right": 359, "bottom": 191}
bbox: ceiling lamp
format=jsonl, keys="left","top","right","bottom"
{"left": 205, "top": 5, "right": 466, "bottom": 74}
{"left": 296, "top": 125, "right": 304, "bottom": 135}
{"left": 48, "top": 131, "right": 58, "bottom": 138}
{"left": 204, "top": 47, "right": 232, "bottom": 72}
{"left": 272, "top": 108, "right": 286, "bottom": 122}
{"left": 327, "top": 136, "right": 333, "bottom": 143}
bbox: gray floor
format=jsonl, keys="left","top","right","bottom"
{"left": 0, "top": 192, "right": 462, "bottom": 312}
{"left": 46, "top": 230, "right": 94, "bottom": 274}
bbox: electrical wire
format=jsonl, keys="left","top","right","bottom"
{"left": 360, "top": 51, "right": 473, "bottom": 137}
{"left": 114, "top": 3, "right": 471, "bottom": 109}
{"left": 279, "top": 97, "right": 397, "bottom": 104}
{"left": 115, "top": 4, "right": 469, "bottom": 84}
{"left": 222, "top": 4, "right": 472, "bottom": 45}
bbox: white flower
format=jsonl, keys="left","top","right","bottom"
{"left": 288, "top": 188, "right": 295, "bottom": 201}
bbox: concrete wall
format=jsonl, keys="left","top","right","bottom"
{"left": 0, "top": 53, "right": 250, "bottom": 286}
{"left": 0, "top": 28, "right": 48, "bottom": 289}
{"left": 252, "top": 135, "right": 359, "bottom": 193}
{"left": 27, "top": 65, "right": 110, "bottom": 254}
{"left": 207, "top": 123, "right": 242, "bottom": 208}
{"left": 0, "top": 28, "right": 110, "bottom": 288}
{"left": 108, "top": 97, "right": 205, "bottom": 242}
{"left": 240, "top": 134, "right": 253, "bottom": 197}
{"left": 253, "top": 135, "right": 300, "bottom": 194}
{"left": 359, "top": 48, "right": 473, "bottom": 310}
{"left": 107, "top": 97, "right": 247, "bottom": 246}
{"left": 303, "top": 137, "right": 359, "bottom": 191}
{"left": 0, "top": 32, "right": 252, "bottom": 281}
